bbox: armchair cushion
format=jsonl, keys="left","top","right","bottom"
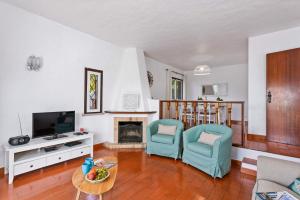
{"left": 158, "top": 124, "right": 177, "bottom": 135}
{"left": 187, "top": 142, "right": 213, "bottom": 157}
{"left": 257, "top": 156, "right": 300, "bottom": 186}
{"left": 152, "top": 134, "right": 174, "bottom": 144}
{"left": 197, "top": 132, "right": 221, "bottom": 145}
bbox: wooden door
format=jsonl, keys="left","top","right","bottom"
{"left": 267, "top": 48, "right": 300, "bottom": 145}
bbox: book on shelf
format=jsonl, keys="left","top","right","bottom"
{"left": 256, "top": 191, "right": 298, "bottom": 200}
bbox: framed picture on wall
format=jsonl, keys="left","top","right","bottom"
{"left": 84, "top": 68, "right": 103, "bottom": 114}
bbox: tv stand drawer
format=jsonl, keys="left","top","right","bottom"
{"left": 71, "top": 147, "right": 90, "bottom": 158}
{"left": 14, "top": 158, "right": 46, "bottom": 175}
{"left": 46, "top": 152, "right": 71, "bottom": 166}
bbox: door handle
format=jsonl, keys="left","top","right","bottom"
{"left": 267, "top": 90, "right": 272, "bottom": 103}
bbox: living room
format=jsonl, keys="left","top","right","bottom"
{"left": 1, "top": 1, "right": 300, "bottom": 200}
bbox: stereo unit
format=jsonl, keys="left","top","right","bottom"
{"left": 8, "top": 135, "right": 30, "bottom": 146}
{"left": 9, "top": 114, "right": 31, "bottom": 146}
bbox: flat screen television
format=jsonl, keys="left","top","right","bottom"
{"left": 32, "top": 111, "right": 75, "bottom": 138}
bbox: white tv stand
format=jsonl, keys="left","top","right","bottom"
{"left": 3, "top": 132, "right": 94, "bottom": 184}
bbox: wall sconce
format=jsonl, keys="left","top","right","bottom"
{"left": 27, "top": 55, "right": 42, "bottom": 71}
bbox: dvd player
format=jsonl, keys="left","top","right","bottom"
{"left": 64, "top": 141, "right": 82, "bottom": 147}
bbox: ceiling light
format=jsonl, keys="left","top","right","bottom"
{"left": 193, "top": 65, "right": 211, "bottom": 75}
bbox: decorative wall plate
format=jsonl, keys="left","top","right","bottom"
{"left": 147, "top": 71, "right": 154, "bottom": 88}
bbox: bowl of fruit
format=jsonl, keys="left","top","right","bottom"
{"left": 85, "top": 167, "right": 110, "bottom": 183}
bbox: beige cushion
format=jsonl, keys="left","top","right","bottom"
{"left": 158, "top": 124, "right": 177, "bottom": 135}
{"left": 251, "top": 180, "right": 300, "bottom": 200}
{"left": 198, "top": 132, "right": 221, "bottom": 145}
{"left": 257, "top": 156, "right": 300, "bottom": 187}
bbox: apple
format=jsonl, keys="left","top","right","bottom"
{"left": 87, "top": 172, "right": 96, "bottom": 180}
{"left": 89, "top": 167, "right": 96, "bottom": 174}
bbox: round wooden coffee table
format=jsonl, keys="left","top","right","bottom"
{"left": 72, "top": 156, "right": 118, "bottom": 200}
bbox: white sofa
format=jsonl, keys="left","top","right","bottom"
{"left": 252, "top": 156, "right": 300, "bottom": 200}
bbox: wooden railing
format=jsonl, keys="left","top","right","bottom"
{"left": 159, "top": 100, "right": 245, "bottom": 146}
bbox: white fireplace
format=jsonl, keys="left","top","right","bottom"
{"left": 103, "top": 99, "right": 159, "bottom": 148}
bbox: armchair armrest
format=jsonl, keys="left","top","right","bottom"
{"left": 257, "top": 156, "right": 300, "bottom": 187}
{"left": 212, "top": 128, "right": 232, "bottom": 160}
{"left": 146, "top": 121, "right": 159, "bottom": 142}
{"left": 183, "top": 126, "right": 202, "bottom": 148}
{"left": 212, "top": 139, "right": 221, "bottom": 158}
{"left": 174, "top": 124, "right": 184, "bottom": 146}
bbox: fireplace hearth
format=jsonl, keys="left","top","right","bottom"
{"left": 118, "top": 121, "right": 143, "bottom": 143}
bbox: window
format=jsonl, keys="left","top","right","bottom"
{"left": 171, "top": 77, "right": 183, "bottom": 100}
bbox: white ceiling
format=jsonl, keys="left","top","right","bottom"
{"left": 2, "top": 0, "right": 300, "bottom": 70}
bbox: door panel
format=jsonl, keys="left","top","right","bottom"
{"left": 267, "top": 48, "right": 300, "bottom": 145}
{"left": 286, "top": 49, "right": 300, "bottom": 145}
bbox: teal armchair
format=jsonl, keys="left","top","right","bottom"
{"left": 146, "top": 119, "right": 184, "bottom": 159}
{"left": 182, "top": 124, "right": 232, "bottom": 178}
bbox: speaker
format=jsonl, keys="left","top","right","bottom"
{"left": 8, "top": 135, "right": 30, "bottom": 146}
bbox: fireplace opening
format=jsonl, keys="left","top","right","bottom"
{"left": 118, "top": 121, "right": 143, "bottom": 143}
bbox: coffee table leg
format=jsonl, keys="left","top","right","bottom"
{"left": 75, "top": 190, "right": 80, "bottom": 200}
{"left": 99, "top": 194, "right": 102, "bottom": 200}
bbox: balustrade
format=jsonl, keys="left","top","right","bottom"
{"left": 159, "top": 100, "right": 245, "bottom": 146}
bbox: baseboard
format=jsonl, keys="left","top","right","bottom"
{"left": 103, "top": 142, "right": 146, "bottom": 149}
{"left": 247, "top": 134, "right": 266, "bottom": 141}
{"left": 0, "top": 167, "right": 4, "bottom": 178}
{"left": 241, "top": 157, "right": 257, "bottom": 177}
{"left": 231, "top": 120, "right": 248, "bottom": 126}
{"left": 93, "top": 143, "right": 105, "bottom": 151}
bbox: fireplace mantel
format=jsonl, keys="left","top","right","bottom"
{"left": 104, "top": 111, "right": 156, "bottom": 114}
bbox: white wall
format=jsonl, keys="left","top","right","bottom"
{"left": 0, "top": 2, "right": 125, "bottom": 167}
{"left": 185, "top": 64, "right": 248, "bottom": 120}
{"left": 145, "top": 57, "right": 184, "bottom": 99}
{"left": 248, "top": 26, "right": 300, "bottom": 135}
